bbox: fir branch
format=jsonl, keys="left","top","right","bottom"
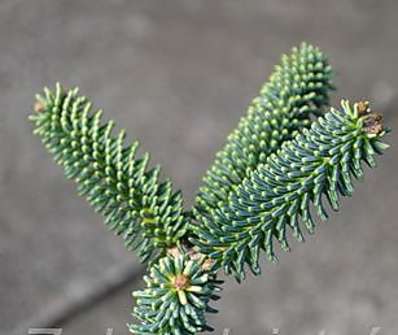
{"left": 192, "top": 100, "right": 389, "bottom": 281}
{"left": 29, "top": 44, "right": 392, "bottom": 335}
{"left": 29, "top": 83, "right": 188, "bottom": 262}
{"left": 130, "top": 248, "right": 222, "bottom": 335}
{"left": 193, "top": 43, "right": 334, "bottom": 228}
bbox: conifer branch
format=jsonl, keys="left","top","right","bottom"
{"left": 29, "top": 43, "right": 391, "bottom": 335}
{"left": 130, "top": 248, "right": 222, "bottom": 334}
{"left": 193, "top": 43, "right": 334, "bottom": 229}
{"left": 192, "top": 100, "right": 388, "bottom": 281}
{"left": 30, "top": 84, "right": 188, "bottom": 262}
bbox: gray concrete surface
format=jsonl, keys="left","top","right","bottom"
{"left": 0, "top": 0, "right": 397, "bottom": 334}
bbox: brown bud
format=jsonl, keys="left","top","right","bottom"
{"left": 363, "top": 112, "right": 384, "bottom": 135}
{"left": 34, "top": 101, "right": 45, "bottom": 113}
{"left": 201, "top": 258, "right": 215, "bottom": 272}
{"left": 167, "top": 246, "right": 181, "bottom": 258}
{"left": 356, "top": 101, "right": 370, "bottom": 116}
{"left": 173, "top": 274, "right": 190, "bottom": 290}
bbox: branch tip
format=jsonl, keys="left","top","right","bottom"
{"left": 173, "top": 274, "right": 190, "bottom": 290}
{"left": 356, "top": 101, "right": 384, "bottom": 135}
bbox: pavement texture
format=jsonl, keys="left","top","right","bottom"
{"left": 0, "top": 1, "right": 397, "bottom": 334}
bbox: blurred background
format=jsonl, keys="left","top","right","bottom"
{"left": 0, "top": 1, "right": 397, "bottom": 334}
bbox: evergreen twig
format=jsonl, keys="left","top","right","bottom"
{"left": 30, "top": 43, "right": 390, "bottom": 334}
